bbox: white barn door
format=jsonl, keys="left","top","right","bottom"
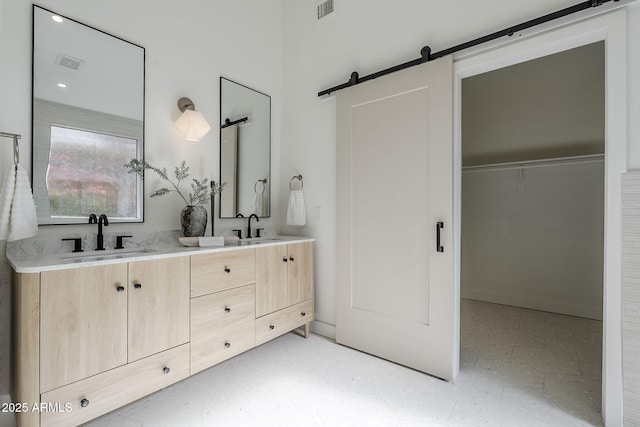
{"left": 336, "top": 56, "right": 455, "bottom": 380}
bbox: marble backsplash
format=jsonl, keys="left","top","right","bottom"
{"left": 6, "top": 226, "right": 276, "bottom": 259}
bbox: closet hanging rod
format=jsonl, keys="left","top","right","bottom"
{"left": 462, "top": 154, "right": 604, "bottom": 173}
{"left": 318, "top": 0, "right": 619, "bottom": 97}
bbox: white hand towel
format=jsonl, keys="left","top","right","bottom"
{"left": 286, "top": 189, "right": 306, "bottom": 226}
{"left": 0, "top": 164, "right": 38, "bottom": 242}
{"left": 253, "top": 192, "right": 264, "bottom": 217}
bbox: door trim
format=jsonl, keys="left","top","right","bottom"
{"left": 453, "top": 9, "right": 627, "bottom": 426}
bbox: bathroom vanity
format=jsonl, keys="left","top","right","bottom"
{"left": 8, "top": 237, "right": 314, "bottom": 427}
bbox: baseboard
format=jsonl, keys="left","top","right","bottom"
{"left": 310, "top": 320, "right": 336, "bottom": 340}
{"left": 461, "top": 289, "right": 603, "bottom": 320}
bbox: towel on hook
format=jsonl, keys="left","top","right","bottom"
{"left": 0, "top": 164, "right": 38, "bottom": 241}
{"left": 286, "top": 189, "right": 306, "bottom": 226}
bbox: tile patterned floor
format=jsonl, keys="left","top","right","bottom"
{"left": 78, "top": 299, "right": 602, "bottom": 426}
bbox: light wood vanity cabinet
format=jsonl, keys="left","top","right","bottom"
{"left": 11, "top": 258, "right": 190, "bottom": 427}
{"left": 255, "top": 242, "right": 315, "bottom": 342}
{"left": 11, "top": 240, "right": 313, "bottom": 427}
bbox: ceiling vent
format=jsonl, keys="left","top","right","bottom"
{"left": 55, "top": 53, "right": 84, "bottom": 71}
{"left": 317, "top": 0, "right": 334, "bottom": 21}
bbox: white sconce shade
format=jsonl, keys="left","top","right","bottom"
{"left": 175, "top": 97, "right": 211, "bottom": 141}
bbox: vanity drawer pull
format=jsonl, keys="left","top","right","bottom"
{"left": 224, "top": 306, "right": 231, "bottom": 313}
{"left": 269, "top": 324, "right": 275, "bottom": 330}
{"left": 134, "top": 283, "right": 142, "bottom": 290}
{"left": 224, "top": 266, "right": 231, "bottom": 273}
{"left": 289, "top": 256, "right": 295, "bottom": 262}
{"left": 301, "top": 312, "right": 306, "bottom": 317}
{"left": 163, "top": 366, "right": 170, "bottom": 374}
{"left": 224, "top": 341, "right": 231, "bottom": 348}
{"left": 282, "top": 257, "right": 288, "bottom": 263}
{"left": 80, "top": 398, "right": 90, "bottom": 408}
{"left": 116, "top": 285, "right": 125, "bottom": 293}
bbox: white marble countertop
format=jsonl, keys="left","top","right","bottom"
{"left": 7, "top": 236, "right": 315, "bottom": 273}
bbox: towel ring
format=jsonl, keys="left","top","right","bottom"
{"left": 290, "top": 175, "right": 303, "bottom": 190}
{"left": 254, "top": 178, "right": 267, "bottom": 194}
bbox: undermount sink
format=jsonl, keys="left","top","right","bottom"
{"left": 61, "top": 248, "right": 155, "bottom": 263}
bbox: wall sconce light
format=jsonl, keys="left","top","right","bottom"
{"left": 175, "top": 97, "right": 211, "bottom": 141}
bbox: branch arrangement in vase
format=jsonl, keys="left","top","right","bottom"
{"left": 125, "top": 159, "right": 225, "bottom": 206}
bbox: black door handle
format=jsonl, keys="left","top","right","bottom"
{"left": 436, "top": 222, "right": 444, "bottom": 253}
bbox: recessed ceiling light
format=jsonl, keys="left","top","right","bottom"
{"left": 52, "top": 15, "right": 63, "bottom": 23}
{"left": 57, "top": 83, "right": 67, "bottom": 88}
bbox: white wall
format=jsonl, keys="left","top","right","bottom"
{"left": 461, "top": 161, "right": 605, "bottom": 319}
{"left": 0, "top": 0, "right": 283, "bottom": 403}
{"left": 461, "top": 42, "right": 604, "bottom": 166}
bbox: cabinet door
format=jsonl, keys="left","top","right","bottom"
{"left": 40, "top": 264, "right": 128, "bottom": 392}
{"left": 287, "top": 242, "right": 314, "bottom": 306}
{"left": 128, "top": 257, "right": 190, "bottom": 362}
{"left": 256, "top": 245, "right": 288, "bottom": 317}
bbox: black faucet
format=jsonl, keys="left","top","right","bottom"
{"left": 247, "top": 214, "right": 259, "bottom": 238}
{"left": 94, "top": 214, "right": 109, "bottom": 251}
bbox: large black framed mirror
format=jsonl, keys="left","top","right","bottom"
{"left": 32, "top": 5, "right": 145, "bottom": 225}
{"left": 219, "top": 77, "right": 271, "bottom": 218}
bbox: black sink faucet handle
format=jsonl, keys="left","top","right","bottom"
{"left": 62, "top": 237, "right": 83, "bottom": 253}
{"left": 115, "top": 235, "right": 133, "bottom": 249}
{"left": 232, "top": 229, "right": 243, "bottom": 239}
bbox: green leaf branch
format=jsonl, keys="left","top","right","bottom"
{"left": 125, "top": 159, "right": 225, "bottom": 206}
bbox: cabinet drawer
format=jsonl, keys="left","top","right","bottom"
{"left": 255, "top": 299, "right": 313, "bottom": 346}
{"left": 40, "top": 344, "right": 189, "bottom": 427}
{"left": 191, "top": 285, "right": 256, "bottom": 374}
{"left": 191, "top": 249, "right": 256, "bottom": 297}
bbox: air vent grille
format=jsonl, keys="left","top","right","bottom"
{"left": 317, "top": 0, "right": 334, "bottom": 20}
{"left": 55, "top": 53, "right": 83, "bottom": 71}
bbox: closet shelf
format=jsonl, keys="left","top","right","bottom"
{"left": 462, "top": 153, "right": 604, "bottom": 173}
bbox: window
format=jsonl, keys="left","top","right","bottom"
{"left": 47, "top": 126, "right": 139, "bottom": 219}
